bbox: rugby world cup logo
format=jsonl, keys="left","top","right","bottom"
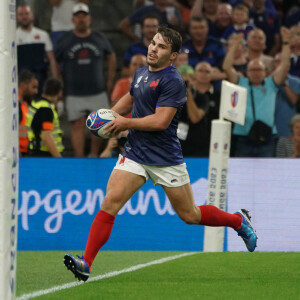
{"left": 231, "top": 91, "right": 238, "bottom": 107}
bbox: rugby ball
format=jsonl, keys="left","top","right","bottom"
{"left": 86, "top": 109, "right": 116, "bottom": 139}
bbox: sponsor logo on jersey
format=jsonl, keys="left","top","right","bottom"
{"left": 150, "top": 79, "right": 159, "bottom": 90}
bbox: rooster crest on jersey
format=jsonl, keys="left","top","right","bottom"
{"left": 86, "top": 109, "right": 116, "bottom": 139}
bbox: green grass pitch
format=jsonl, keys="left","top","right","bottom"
{"left": 17, "top": 251, "right": 300, "bottom": 300}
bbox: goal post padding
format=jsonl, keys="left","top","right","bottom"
{"left": 0, "top": 1, "right": 18, "bottom": 299}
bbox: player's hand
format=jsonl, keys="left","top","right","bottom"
{"left": 103, "top": 112, "right": 129, "bottom": 135}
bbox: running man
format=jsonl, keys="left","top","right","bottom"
{"left": 64, "top": 25, "right": 258, "bottom": 282}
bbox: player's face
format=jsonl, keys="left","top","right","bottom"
{"left": 147, "top": 33, "right": 177, "bottom": 71}
{"left": 17, "top": 6, "right": 33, "bottom": 29}
{"left": 72, "top": 12, "right": 91, "bottom": 33}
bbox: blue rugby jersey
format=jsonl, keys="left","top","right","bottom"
{"left": 122, "top": 65, "right": 187, "bottom": 166}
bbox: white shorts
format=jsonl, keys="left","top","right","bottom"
{"left": 114, "top": 155, "right": 190, "bottom": 187}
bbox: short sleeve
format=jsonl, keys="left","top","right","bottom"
{"left": 31, "top": 107, "right": 54, "bottom": 134}
{"left": 156, "top": 78, "right": 186, "bottom": 108}
{"left": 42, "top": 31, "right": 53, "bottom": 52}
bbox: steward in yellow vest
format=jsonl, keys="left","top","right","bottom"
{"left": 26, "top": 78, "right": 64, "bottom": 157}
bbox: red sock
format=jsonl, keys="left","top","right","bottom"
{"left": 84, "top": 210, "right": 115, "bottom": 268}
{"left": 199, "top": 205, "right": 242, "bottom": 229}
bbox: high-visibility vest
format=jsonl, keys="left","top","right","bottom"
{"left": 19, "top": 101, "right": 30, "bottom": 153}
{"left": 26, "top": 99, "right": 64, "bottom": 153}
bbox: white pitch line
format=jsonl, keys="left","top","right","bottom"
{"left": 17, "top": 252, "right": 198, "bottom": 300}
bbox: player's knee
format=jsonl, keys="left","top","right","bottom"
{"left": 101, "top": 195, "right": 122, "bottom": 215}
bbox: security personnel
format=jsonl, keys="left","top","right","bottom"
{"left": 26, "top": 78, "right": 64, "bottom": 157}
{"left": 18, "top": 70, "right": 39, "bottom": 156}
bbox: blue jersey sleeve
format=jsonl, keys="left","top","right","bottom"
{"left": 156, "top": 78, "right": 186, "bottom": 108}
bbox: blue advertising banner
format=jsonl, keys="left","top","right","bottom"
{"left": 18, "top": 158, "right": 209, "bottom": 251}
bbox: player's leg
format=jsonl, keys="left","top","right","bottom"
{"left": 64, "top": 167, "right": 146, "bottom": 281}
{"left": 163, "top": 183, "right": 257, "bottom": 252}
{"left": 84, "top": 168, "right": 146, "bottom": 265}
{"left": 148, "top": 163, "right": 257, "bottom": 252}
{"left": 163, "top": 183, "right": 242, "bottom": 228}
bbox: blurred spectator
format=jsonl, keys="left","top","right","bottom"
{"left": 225, "top": 33, "right": 248, "bottom": 76}
{"left": 223, "top": 28, "right": 291, "bottom": 157}
{"left": 249, "top": 0, "right": 281, "bottom": 56}
{"left": 174, "top": 49, "right": 189, "bottom": 67}
{"left": 175, "top": 0, "right": 197, "bottom": 33}
{"left": 191, "top": 0, "right": 220, "bottom": 25}
{"left": 18, "top": 70, "right": 39, "bottom": 156}
{"left": 111, "top": 54, "right": 147, "bottom": 112}
{"left": 289, "top": 25, "right": 300, "bottom": 78}
{"left": 245, "top": 29, "right": 274, "bottom": 75}
{"left": 177, "top": 62, "right": 220, "bottom": 156}
{"left": 226, "top": 0, "right": 277, "bottom": 14}
{"left": 54, "top": 3, "right": 116, "bottom": 157}
{"left": 26, "top": 78, "right": 64, "bottom": 157}
{"left": 16, "top": 4, "right": 59, "bottom": 96}
{"left": 209, "top": 3, "right": 233, "bottom": 42}
{"left": 122, "top": 14, "right": 159, "bottom": 77}
{"left": 222, "top": 4, "right": 254, "bottom": 41}
{"left": 182, "top": 16, "right": 225, "bottom": 68}
{"left": 49, "top": 0, "right": 89, "bottom": 46}
{"left": 285, "top": 5, "right": 300, "bottom": 28}
{"left": 276, "top": 114, "right": 300, "bottom": 157}
{"left": 49, "top": 0, "right": 76, "bottom": 46}
{"left": 274, "top": 53, "right": 300, "bottom": 137}
{"left": 119, "top": 0, "right": 184, "bottom": 41}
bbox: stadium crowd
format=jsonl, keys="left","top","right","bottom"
{"left": 16, "top": 0, "right": 300, "bottom": 158}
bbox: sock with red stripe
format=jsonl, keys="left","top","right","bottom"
{"left": 84, "top": 210, "right": 115, "bottom": 268}
{"left": 199, "top": 205, "right": 242, "bottom": 229}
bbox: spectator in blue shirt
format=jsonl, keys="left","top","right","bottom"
{"left": 119, "top": 0, "right": 184, "bottom": 41}
{"left": 122, "top": 14, "right": 159, "bottom": 77}
{"left": 209, "top": 2, "right": 233, "bottom": 43}
{"left": 249, "top": 0, "right": 281, "bottom": 56}
{"left": 222, "top": 4, "right": 254, "bottom": 42}
{"left": 182, "top": 16, "right": 226, "bottom": 81}
{"left": 223, "top": 28, "right": 292, "bottom": 157}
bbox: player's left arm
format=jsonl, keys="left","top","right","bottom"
{"left": 104, "top": 106, "right": 177, "bottom": 134}
{"left": 111, "top": 92, "right": 133, "bottom": 116}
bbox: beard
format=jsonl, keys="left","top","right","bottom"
{"left": 23, "top": 93, "right": 36, "bottom": 104}
{"left": 146, "top": 57, "right": 158, "bottom": 68}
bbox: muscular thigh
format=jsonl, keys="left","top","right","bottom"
{"left": 101, "top": 169, "right": 146, "bottom": 216}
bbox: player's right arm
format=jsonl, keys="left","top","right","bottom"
{"left": 111, "top": 92, "right": 133, "bottom": 116}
